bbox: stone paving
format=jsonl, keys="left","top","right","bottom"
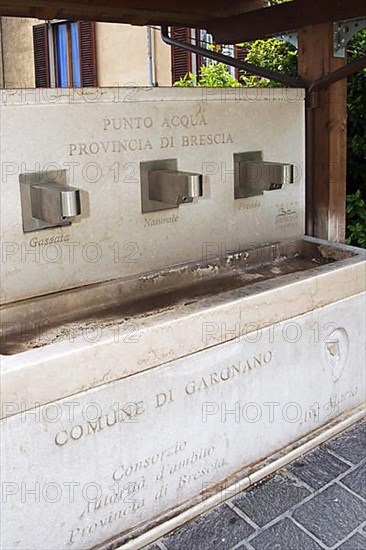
{"left": 148, "top": 420, "right": 366, "bottom": 550}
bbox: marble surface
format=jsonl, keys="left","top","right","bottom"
{"left": 1, "top": 238, "right": 365, "bottom": 416}
{"left": 1, "top": 88, "right": 305, "bottom": 304}
{"left": 1, "top": 293, "right": 365, "bottom": 550}
{"left": 1, "top": 87, "right": 365, "bottom": 550}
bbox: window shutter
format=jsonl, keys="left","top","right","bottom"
{"left": 78, "top": 21, "right": 97, "bottom": 87}
{"left": 171, "top": 27, "right": 192, "bottom": 83}
{"left": 33, "top": 24, "right": 50, "bottom": 87}
{"left": 235, "top": 45, "right": 247, "bottom": 81}
{"left": 194, "top": 29, "right": 203, "bottom": 74}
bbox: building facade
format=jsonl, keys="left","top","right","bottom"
{"left": 0, "top": 17, "right": 246, "bottom": 89}
{"left": 0, "top": 17, "right": 173, "bottom": 88}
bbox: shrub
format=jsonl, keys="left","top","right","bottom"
{"left": 346, "top": 191, "right": 366, "bottom": 248}
{"left": 174, "top": 63, "right": 241, "bottom": 87}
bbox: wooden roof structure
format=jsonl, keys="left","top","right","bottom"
{"left": 1, "top": 1, "right": 268, "bottom": 28}
{"left": 1, "top": 0, "right": 366, "bottom": 243}
{"left": 1, "top": 1, "right": 364, "bottom": 43}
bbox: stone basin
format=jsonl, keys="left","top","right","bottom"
{"left": 1, "top": 236, "right": 365, "bottom": 550}
{"left": 0, "top": 236, "right": 363, "bottom": 356}
{"left": 2, "top": 87, "right": 365, "bottom": 550}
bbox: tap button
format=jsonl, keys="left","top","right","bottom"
{"left": 30, "top": 182, "right": 82, "bottom": 225}
{"left": 60, "top": 188, "right": 81, "bottom": 219}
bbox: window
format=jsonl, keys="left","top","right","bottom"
{"left": 171, "top": 27, "right": 247, "bottom": 84}
{"left": 171, "top": 28, "right": 200, "bottom": 83}
{"left": 33, "top": 21, "right": 97, "bottom": 88}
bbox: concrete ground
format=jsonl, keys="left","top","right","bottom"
{"left": 148, "top": 420, "right": 366, "bottom": 550}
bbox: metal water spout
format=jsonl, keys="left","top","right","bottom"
{"left": 19, "top": 170, "right": 85, "bottom": 232}
{"left": 148, "top": 169, "right": 202, "bottom": 206}
{"left": 234, "top": 151, "right": 295, "bottom": 199}
{"left": 140, "top": 159, "right": 203, "bottom": 213}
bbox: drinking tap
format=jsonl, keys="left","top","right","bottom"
{"left": 148, "top": 169, "right": 202, "bottom": 206}
{"left": 140, "top": 159, "right": 203, "bottom": 213}
{"left": 19, "top": 170, "right": 86, "bottom": 232}
{"left": 234, "top": 151, "right": 295, "bottom": 199}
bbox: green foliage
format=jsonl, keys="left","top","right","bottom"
{"left": 173, "top": 72, "right": 196, "bottom": 87}
{"left": 346, "top": 30, "right": 366, "bottom": 247}
{"left": 347, "top": 30, "right": 366, "bottom": 199}
{"left": 241, "top": 0, "right": 296, "bottom": 87}
{"left": 240, "top": 38, "right": 297, "bottom": 87}
{"left": 174, "top": 62, "right": 241, "bottom": 87}
{"left": 346, "top": 191, "right": 366, "bottom": 248}
{"left": 199, "top": 62, "right": 241, "bottom": 87}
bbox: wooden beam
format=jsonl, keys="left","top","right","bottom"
{"left": 208, "top": 0, "right": 366, "bottom": 44}
{"left": 0, "top": 0, "right": 266, "bottom": 27}
{"left": 226, "top": 0, "right": 268, "bottom": 16}
{"left": 0, "top": 0, "right": 218, "bottom": 26}
{"left": 299, "top": 24, "right": 347, "bottom": 242}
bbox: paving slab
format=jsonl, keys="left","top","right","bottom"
{"left": 288, "top": 447, "right": 350, "bottom": 489}
{"left": 232, "top": 474, "right": 310, "bottom": 527}
{"left": 152, "top": 420, "right": 366, "bottom": 550}
{"left": 326, "top": 422, "right": 366, "bottom": 464}
{"left": 340, "top": 460, "right": 366, "bottom": 500}
{"left": 162, "top": 505, "right": 254, "bottom": 550}
{"left": 336, "top": 532, "right": 366, "bottom": 550}
{"left": 249, "top": 518, "right": 323, "bottom": 550}
{"left": 292, "top": 483, "right": 366, "bottom": 547}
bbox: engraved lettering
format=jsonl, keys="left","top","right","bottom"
{"left": 185, "top": 351, "right": 273, "bottom": 395}
{"left": 160, "top": 136, "right": 175, "bottom": 149}
{"left": 181, "top": 133, "right": 234, "bottom": 147}
{"left": 68, "top": 139, "right": 153, "bottom": 156}
{"left": 112, "top": 441, "right": 187, "bottom": 481}
{"left": 29, "top": 234, "right": 70, "bottom": 248}
{"left": 144, "top": 214, "right": 179, "bottom": 228}
{"left": 103, "top": 117, "right": 153, "bottom": 131}
{"left": 161, "top": 112, "right": 207, "bottom": 129}
{"left": 54, "top": 401, "right": 145, "bottom": 447}
{"left": 237, "top": 198, "right": 261, "bottom": 211}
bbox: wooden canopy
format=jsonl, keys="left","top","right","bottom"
{"left": 1, "top": 1, "right": 365, "bottom": 42}
{"left": 0, "top": 1, "right": 268, "bottom": 29}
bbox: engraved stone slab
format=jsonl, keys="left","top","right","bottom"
{"left": 0, "top": 88, "right": 305, "bottom": 304}
{"left": 1, "top": 293, "right": 364, "bottom": 550}
{"left": 1, "top": 236, "right": 365, "bottom": 416}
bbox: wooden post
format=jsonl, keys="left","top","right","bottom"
{"left": 298, "top": 23, "right": 347, "bottom": 242}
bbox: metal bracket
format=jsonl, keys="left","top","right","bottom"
{"left": 275, "top": 32, "right": 298, "bottom": 49}
{"left": 333, "top": 18, "right": 366, "bottom": 58}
